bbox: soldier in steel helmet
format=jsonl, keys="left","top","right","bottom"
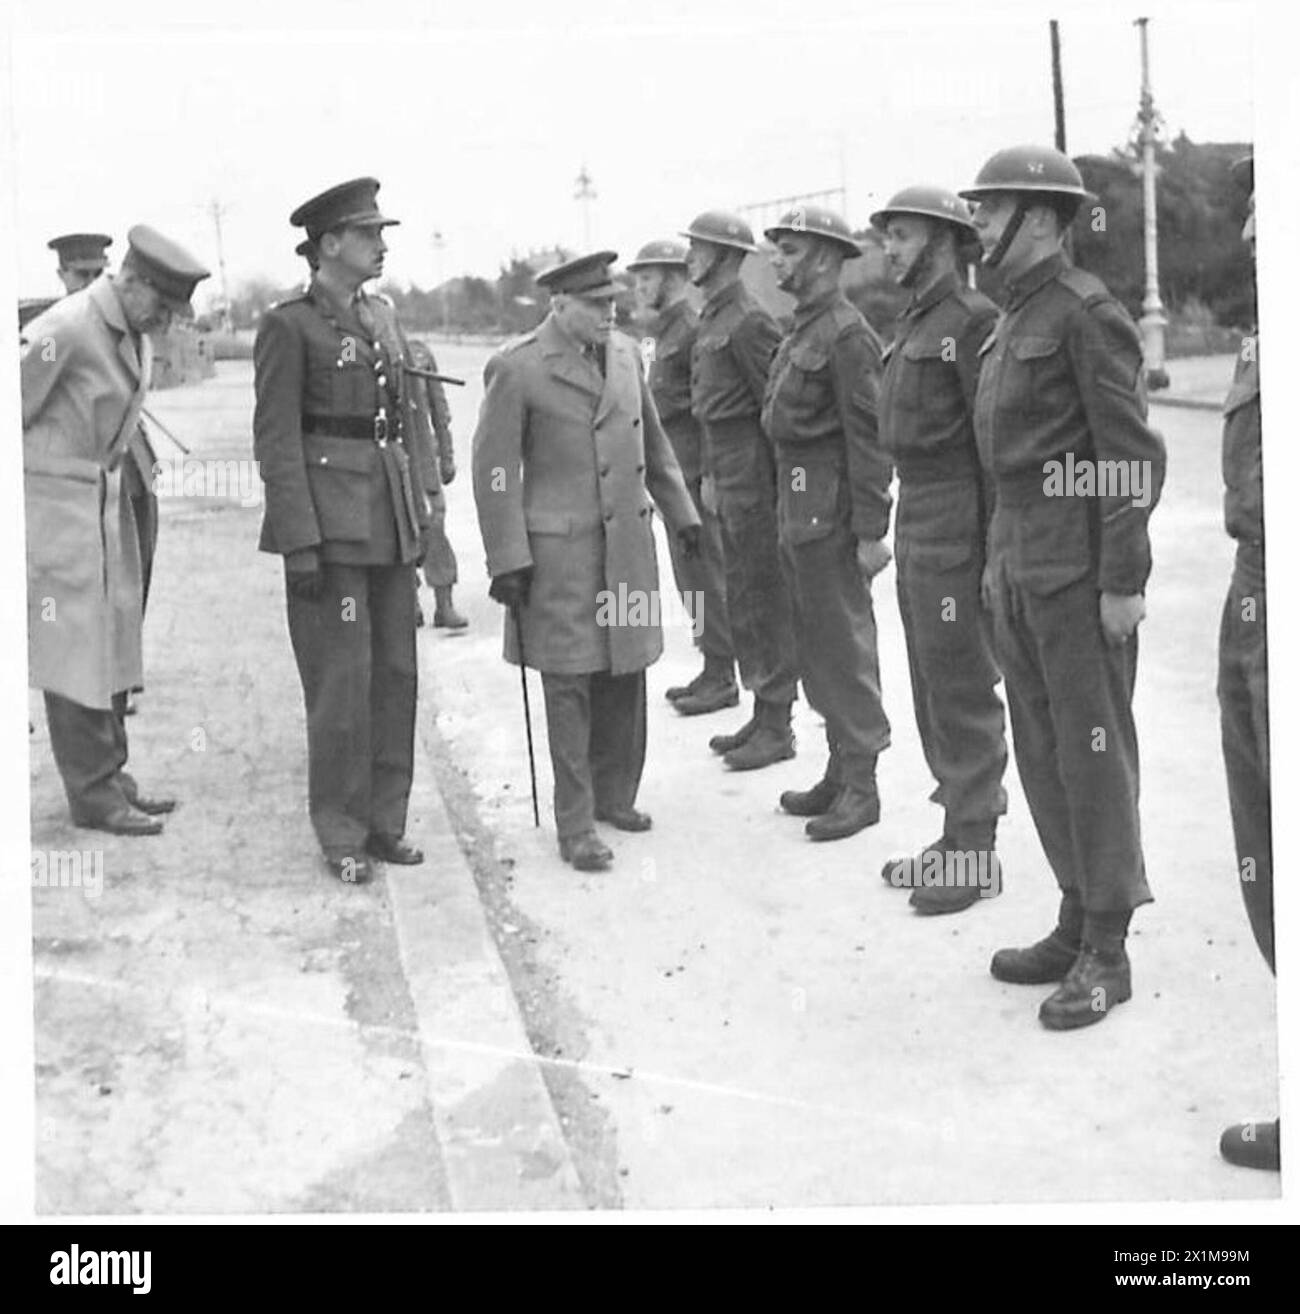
{"left": 1215, "top": 154, "right": 1277, "bottom": 1172}
{"left": 871, "top": 187, "right": 1007, "bottom": 911}
{"left": 962, "top": 144, "right": 1166, "bottom": 1030}
{"left": 682, "top": 210, "right": 801, "bottom": 771}
{"left": 760, "top": 205, "right": 891, "bottom": 841}
{"left": 628, "top": 239, "right": 737, "bottom": 716}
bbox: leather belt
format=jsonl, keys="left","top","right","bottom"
{"left": 303, "top": 414, "right": 384, "bottom": 441}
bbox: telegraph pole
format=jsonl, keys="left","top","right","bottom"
{"left": 1050, "top": 20, "right": 1067, "bottom": 153}
{"left": 209, "top": 198, "right": 232, "bottom": 331}
{"left": 574, "top": 164, "right": 596, "bottom": 248}
{"left": 1135, "top": 17, "right": 1169, "bottom": 388}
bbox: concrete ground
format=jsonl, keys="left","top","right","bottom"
{"left": 29, "top": 349, "right": 1278, "bottom": 1212}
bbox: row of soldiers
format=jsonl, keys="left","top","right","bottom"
{"left": 468, "top": 142, "right": 1272, "bottom": 1168}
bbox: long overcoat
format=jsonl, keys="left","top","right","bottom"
{"left": 22, "top": 279, "right": 148, "bottom": 708}
{"left": 472, "top": 315, "right": 700, "bottom": 675}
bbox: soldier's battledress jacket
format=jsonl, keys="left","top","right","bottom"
{"left": 253, "top": 279, "right": 433, "bottom": 566}
{"left": 647, "top": 298, "right": 704, "bottom": 481}
{"left": 974, "top": 251, "right": 1166, "bottom": 594}
{"left": 1222, "top": 335, "right": 1262, "bottom": 575}
{"left": 761, "top": 288, "right": 889, "bottom": 543}
{"left": 878, "top": 271, "right": 998, "bottom": 561}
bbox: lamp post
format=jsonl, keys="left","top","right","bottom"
{"left": 1135, "top": 17, "right": 1169, "bottom": 389}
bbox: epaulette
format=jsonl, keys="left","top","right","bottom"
{"left": 829, "top": 299, "right": 866, "bottom": 334}
{"left": 1055, "top": 265, "right": 1110, "bottom": 309}
{"left": 498, "top": 330, "right": 538, "bottom": 355}
{"left": 268, "top": 290, "right": 310, "bottom": 311}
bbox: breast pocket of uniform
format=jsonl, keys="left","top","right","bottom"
{"left": 303, "top": 438, "right": 376, "bottom": 541}
{"left": 901, "top": 339, "right": 954, "bottom": 413}
{"left": 787, "top": 343, "right": 831, "bottom": 410}
{"left": 1000, "top": 335, "right": 1066, "bottom": 421}
{"left": 781, "top": 460, "right": 843, "bottom": 547}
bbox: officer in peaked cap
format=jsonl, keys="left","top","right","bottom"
{"left": 871, "top": 186, "right": 1007, "bottom": 911}
{"left": 628, "top": 238, "right": 738, "bottom": 717}
{"left": 22, "top": 224, "right": 208, "bottom": 834}
{"left": 680, "top": 210, "right": 800, "bottom": 771}
{"left": 254, "top": 176, "right": 436, "bottom": 885}
{"left": 472, "top": 249, "right": 701, "bottom": 872}
{"left": 960, "top": 145, "right": 1167, "bottom": 1029}
{"left": 759, "top": 205, "right": 890, "bottom": 841}
{"left": 48, "top": 233, "right": 113, "bottom": 295}
{"left": 1215, "top": 152, "right": 1277, "bottom": 1172}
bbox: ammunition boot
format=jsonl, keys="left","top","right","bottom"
{"left": 805, "top": 780, "right": 879, "bottom": 841}
{"left": 881, "top": 835, "right": 949, "bottom": 885}
{"left": 432, "top": 585, "right": 468, "bottom": 629}
{"left": 909, "top": 825, "right": 1000, "bottom": 916}
{"left": 780, "top": 776, "right": 841, "bottom": 817}
{"left": 1219, "top": 1119, "right": 1281, "bottom": 1172}
{"left": 724, "top": 702, "right": 795, "bottom": 772}
{"left": 1038, "top": 944, "right": 1132, "bottom": 1030}
{"left": 989, "top": 929, "right": 1080, "bottom": 985}
{"left": 710, "top": 705, "right": 760, "bottom": 755}
{"left": 674, "top": 669, "right": 740, "bottom": 716}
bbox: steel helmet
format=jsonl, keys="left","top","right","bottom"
{"left": 869, "top": 185, "right": 976, "bottom": 235}
{"left": 763, "top": 204, "right": 862, "bottom": 258}
{"left": 679, "top": 210, "right": 759, "bottom": 253}
{"left": 626, "top": 239, "right": 689, "bottom": 271}
{"left": 959, "top": 145, "right": 1094, "bottom": 204}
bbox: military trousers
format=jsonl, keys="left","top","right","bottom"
{"left": 44, "top": 689, "right": 140, "bottom": 822}
{"left": 779, "top": 524, "right": 889, "bottom": 789}
{"left": 991, "top": 571, "right": 1151, "bottom": 913}
{"left": 540, "top": 670, "right": 646, "bottom": 840}
{"left": 285, "top": 560, "right": 418, "bottom": 859}
{"left": 1217, "top": 544, "right": 1272, "bottom": 971}
{"left": 895, "top": 514, "right": 1007, "bottom": 837}
{"left": 664, "top": 474, "right": 733, "bottom": 663}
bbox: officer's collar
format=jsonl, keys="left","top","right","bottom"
{"left": 907, "top": 269, "right": 960, "bottom": 318}
{"left": 1003, "top": 250, "right": 1067, "bottom": 309}
{"left": 309, "top": 272, "right": 366, "bottom": 322}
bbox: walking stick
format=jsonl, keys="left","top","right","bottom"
{"left": 512, "top": 604, "right": 541, "bottom": 827}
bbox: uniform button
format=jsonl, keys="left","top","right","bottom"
{"left": 320, "top": 456, "right": 329, "bottom": 465}
{"left": 639, "top": 507, "right": 648, "bottom": 517}
{"left": 600, "top": 466, "right": 610, "bottom": 476}
{"left": 378, "top": 374, "right": 387, "bottom": 387}
{"left": 604, "top": 511, "right": 613, "bottom": 522}
{"left": 632, "top": 417, "right": 640, "bottom": 427}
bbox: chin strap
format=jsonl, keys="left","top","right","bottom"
{"left": 899, "top": 231, "right": 942, "bottom": 289}
{"left": 983, "top": 200, "right": 1027, "bottom": 269}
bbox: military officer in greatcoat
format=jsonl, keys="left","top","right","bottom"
{"left": 682, "top": 211, "right": 801, "bottom": 770}
{"left": 49, "top": 233, "right": 160, "bottom": 717}
{"left": 1215, "top": 154, "right": 1277, "bottom": 1172}
{"left": 962, "top": 145, "right": 1166, "bottom": 1030}
{"left": 760, "top": 206, "right": 892, "bottom": 841}
{"left": 471, "top": 251, "right": 701, "bottom": 872}
{"left": 253, "top": 177, "right": 435, "bottom": 884}
{"left": 23, "top": 226, "right": 208, "bottom": 833}
{"left": 628, "top": 239, "right": 737, "bottom": 716}
{"left": 872, "top": 187, "right": 1008, "bottom": 912}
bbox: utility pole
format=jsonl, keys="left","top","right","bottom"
{"left": 1050, "top": 20, "right": 1067, "bottom": 153}
{"left": 574, "top": 164, "right": 596, "bottom": 249}
{"left": 1135, "top": 17, "right": 1169, "bottom": 389}
{"left": 431, "top": 229, "right": 447, "bottom": 333}
{"left": 208, "top": 198, "right": 232, "bottom": 332}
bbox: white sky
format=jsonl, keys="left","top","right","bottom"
{"left": 3, "top": 0, "right": 1262, "bottom": 306}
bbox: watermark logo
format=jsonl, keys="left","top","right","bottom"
{"left": 1042, "top": 455, "right": 1153, "bottom": 508}
{"left": 50, "top": 1245, "right": 151, "bottom": 1294}
{"left": 31, "top": 848, "right": 103, "bottom": 899}
{"left": 595, "top": 585, "right": 704, "bottom": 638}
{"left": 885, "top": 849, "right": 1002, "bottom": 898}
{"left": 152, "top": 456, "right": 262, "bottom": 507}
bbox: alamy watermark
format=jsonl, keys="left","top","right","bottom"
{"left": 32, "top": 848, "right": 103, "bottom": 899}
{"left": 596, "top": 584, "right": 704, "bottom": 638}
{"left": 1042, "top": 454, "right": 1153, "bottom": 508}
{"left": 885, "top": 849, "right": 1002, "bottom": 898}
{"left": 151, "top": 456, "right": 262, "bottom": 507}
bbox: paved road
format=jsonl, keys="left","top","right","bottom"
{"left": 28, "top": 351, "right": 1277, "bottom": 1212}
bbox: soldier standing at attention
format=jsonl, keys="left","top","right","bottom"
{"left": 50, "top": 233, "right": 159, "bottom": 718}
{"left": 628, "top": 239, "right": 737, "bottom": 716}
{"left": 682, "top": 211, "right": 801, "bottom": 770}
{"left": 961, "top": 146, "right": 1166, "bottom": 1030}
{"left": 471, "top": 252, "right": 701, "bottom": 873}
{"left": 254, "top": 177, "right": 434, "bottom": 884}
{"left": 872, "top": 187, "right": 1007, "bottom": 912}
{"left": 23, "top": 227, "right": 207, "bottom": 834}
{"left": 761, "top": 207, "right": 891, "bottom": 842}
{"left": 1216, "top": 154, "right": 1277, "bottom": 1172}
{"left": 408, "top": 337, "right": 468, "bottom": 630}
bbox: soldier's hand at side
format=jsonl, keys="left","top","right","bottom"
{"left": 1099, "top": 591, "right": 1145, "bottom": 647}
{"left": 286, "top": 548, "right": 325, "bottom": 602}
{"left": 677, "top": 524, "right": 702, "bottom": 560}
{"left": 440, "top": 455, "right": 456, "bottom": 485}
{"left": 856, "top": 537, "right": 892, "bottom": 580}
{"left": 489, "top": 566, "right": 534, "bottom": 610}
